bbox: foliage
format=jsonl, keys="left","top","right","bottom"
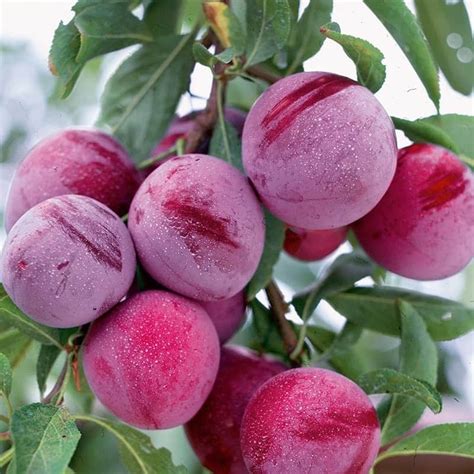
{"left": 1, "top": 0, "right": 473, "bottom": 473}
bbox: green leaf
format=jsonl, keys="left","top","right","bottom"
{"left": 143, "top": 0, "right": 183, "bottom": 36}
{"left": 320, "top": 22, "right": 386, "bottom": 93}
{"left": 99, "top": 33, "right": 195, "bottom": 162}
{"left": 74, "top": 415, "right": 187, "bottom": 473}
{"left": 0, "top": 284, "right": 62, "bottom": 348}
{"left": 0, "top": 327, "right": 32, "bottom": 368}
{"left": 292, "top": 252, "right": 375, "bottom": 321}
{"left": 363, "top": 0, "right": 440, "bottom": 110}
{"left": 326, "top": 286, "right": 474, "bottom": 341}
{"left": 415, "top": 0, "right": 473, "bottom": 96}
{"left": 36, "top": 345, "right": 62, "bottom": 396}
{"left": 381, "top": 301, "right": 438, "bottom": 445}
{"left": 0, "top": 353, "right": 12, "bottom": 398}
{"left": 317, "top": 321, "right": 363, "bottom": 360}
{"left": 74, "top": 2, "right": 152, "bottom": 63}
{"left": 377, "top": 423, "right": 474, "bottom": 463}
{"left": 246, "top": 299, "right": 286, "bottom": 356}
{"left": 11, "top": 404, "right": 81, "bottom": 474}
{"left": 245, "top": 0, "right": 292, "bottom": 66}
{"left": 287, "top": 0, "right": 332, "bottom": 73}
{"left": 358, "top": 369, "right": 442, "bottom": 413}
{"left": 193, "top": 43, "right": 234, "bottom": 67}
{"left": 305, "top": 325, "right": 369, "bottom": 380}
{"left": 209, "top": 120, "right": 243, "bottom": 170}
{"left": 392, "top": 116, "right": 460, "bottom": 155}
{"left": 420, "top": 114, "right": 474, "bottom": 160}
{"left": 246, "top": 211, "right": 285, "bottom": 301}
{"left": 49, "top": 21, "right": 82, "bottom": 98}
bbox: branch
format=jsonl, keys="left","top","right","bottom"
{"left": 265, "top": 280, "right": 298, "bottom": 358}
{"left": 247, "top": 65, "right": 281, "bottom": 84}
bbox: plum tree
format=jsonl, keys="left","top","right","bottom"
{"left": 284, "top": 226, "right": 347, "bottom": 261}
{"left": 353, "top": 144, "right": 474, "bottom": 280}
{"left": 1, "top": 195, "right": 136, "bottom": 328}
{"left": 185, "top": 346, "right": 286, "bottom": 473}
{"left": 197, "top": 291, "right": 247, "bottom": 343}
{"left": 240, "top": 368, "right": 380, "bottom": 474}
{"left": 4, "top": 129, "right": 141, "bottom": 232}
{"left": 151, "top": 107, "right": 246, "bottom": 161}
{"left": 128, "top": 154, "right": 265, "bottom": 301}
{"left": 83, "top": 290, "right": 220, "bottom": 429}
{"left": 242, "top": 72, "right": 397, "bottom": 230}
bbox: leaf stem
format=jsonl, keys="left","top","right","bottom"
{"left": 42, "top": 354, "right": 71, "bottom": 405}
{"left": 0, "top": 447, "right": 14, "bottom": 468}
{"left": 137, "top": 144, "right": 178, "bottom": 170}
{"left": 216, "top": 80, "right": 232, "bottom": 161}
{"left": 290, "top": 321, "right": 308, "bottom": 360}
{"left": 265, "top": 280, "right": 298, "bottom": 359}
{"left": 0, "top": 414, "right": 9, "bottom": 425}
{"left": 0, "top": 431, "right": 10, "bottom": 441}
{"left": 246, "top": 65, "right": 281, "bottom": 84}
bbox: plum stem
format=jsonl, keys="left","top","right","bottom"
{"left": 42, "top": 354, "right": 71, "bottom": 405}
{"left": 246, "top": 65, "right": 281, "bottom": 84}
{"left": 265, "top": 280, "right": 299, "bottom": 360}
{"left": 137, "top": 144, "right": 178, "bottom": 170}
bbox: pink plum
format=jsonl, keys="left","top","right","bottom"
{"left": 242, "top": 72, "right": 397, "bottom": 229}
{"left": 240, "top": 368, "right": 381, "bottom": 474}
{"left": 82, "top": 290, "right": 220, "bottom": 429}
{"left": 284, "top": 226, "right": 347, "bottom": 261}
{"left": 353, "top": 144, "right": 474, "bottom": 280}
{"left": 128, "top": 154, "right": 265, "bottom": 301}
{"left": 197, "top": 291, "right": 247, "bottom": 343}
{"left": 1, "top": 195, "right": 136, "bottom": 328}
{"left": 5, "top": 129, "right": 141, "bottom": 232}
{"left": 185, "top": 346, "right": 286, "bottom": 473}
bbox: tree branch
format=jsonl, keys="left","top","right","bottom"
{"left": 247, "top": 65, "right": 281, "bottom": 84}
{"left": 265, "top": 280, "right": 298, "bottom": 357}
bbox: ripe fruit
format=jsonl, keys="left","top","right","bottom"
{"left": 4, "top": 129, "right": 141, "bottom": 232}
{"left": 129, "top": 154, "right": 265, "bottom": 301}
{"left": 198, "top": 291, "right": 247, "bottom": 343}
{"left": 185, "top": 346, "right": 286, "bottom": 473}
{"left": 242, "top": 71, "right": 397, "bottom": 229}
{"left": 353, "top": 144, "right": 474, "bottom": 280}
{"left": 1, "top": 195, "right": 136, "bottom": 328}
{"left": 151, "top": 107, "right": 246, "bottom": 160}
{"left": 284, "top": 226, "right": 347, "bottom": 261}
{"left": 240, "top": 368, "right": 380, "bottom": 474}
{"left": 83, "top": 290, "right": 220, "bottom": 429}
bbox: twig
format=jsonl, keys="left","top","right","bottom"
{"left": 0, "top": 431, "right": 10, "bottom": 441}
{"left": 247, "top": 65, "right": 281, "bottom": 84}
{"left": 42, "top": 355, "right": 70, "bottom": 405}
{"left": 265, "top": 280, "right": 298, "bottom": 357}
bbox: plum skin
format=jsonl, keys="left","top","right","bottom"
{"left": 82, "top": 290, "right": 220, "bottom": 430}
{"left": 353, "top": 143, "right": 474, "bottom": 280}
{"left": 284, "top": 226, "right": 347, "bottom": 261}
{"left": 1, "top": 195, "right": 136, "bottom": 328}
{"left": 128, "top": 154, "right": 265, "bottom": 301}
{"left": 5, "top": 128, "right": 141, "bottom": 232}
{"left": 240, "top": 368, "right": 381, "bottom": 474}
{"left": 185, "top": 346, "right": 286, "bottom": 474}
{"left": 242, "top": 71, "right": 397, "bottom": 229}
{"left": 197, "top": 291, "right": 247, "bottom": 343}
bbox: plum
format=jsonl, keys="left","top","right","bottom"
{"left": 5, "top": 129, "right": 141, "bottom": 232}
{"left": 151, "top": 107, "right": 247, "bottom": 163}
{"left": 1, "top": 195, "right": 136, "bottom": 328}
{"left": 82, "top": 290, "right": 220, "bottom": 429}
{"left": 128, "top": 154, "right": 265, "bottom": 301}
{"left": 198, "top": 291, "right": 247, "bottom": 343}
{"left": 353, "top": 144, "right": 474, "bottom": 280}
{"left": 185, "top": 346, "right": 286, "bottom": 473}
{"left": 242, "top": 72, "right": 397, "bottom": 229}
{"left": 240, "top": 368, "right": 380, "bottom": 474}
{"left": 284, "top": 226, "right": 347, "bottom": 261}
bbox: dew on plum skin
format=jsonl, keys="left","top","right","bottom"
{"left": 240, "top": 368, "right": 380, "bottom": 474}
{"left": 185, "top": 346, "right": 286, "bottom": 474}
{"left": 83, "top": 290, "right": 220, "bottom": 430}
{"left": 4, "top": 129, "right": 141, "bottom": 231}
{"left": 128, "top": 154, "right": 265, "bottom": 301}
{"left": 1, "top": 194, "right": 136, "bottom": 328}
{"left": 353, "top": 143, "right": 474, "bottom": 280}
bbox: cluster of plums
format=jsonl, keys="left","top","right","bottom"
{"left": 1, "top": 71, "right": 473, "bottom": 473}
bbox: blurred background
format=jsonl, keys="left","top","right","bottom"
{"left": 0, "top": 0, "right": 473, "bottom": 472}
